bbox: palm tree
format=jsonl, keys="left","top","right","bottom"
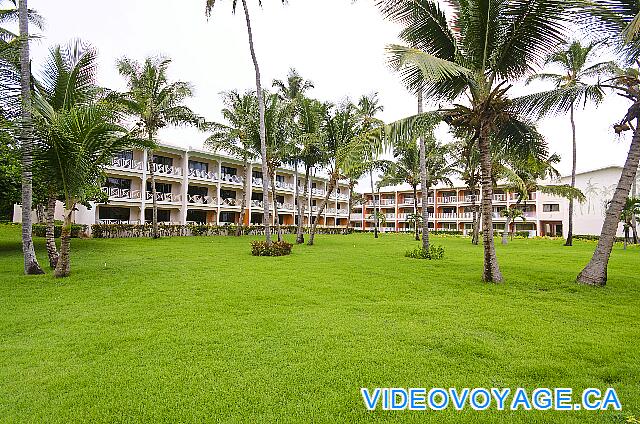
{"left": 454, "top": 138, "right": 482, "bottom": 244}
{"left": 378, "top": 143, "right": 421, "bottom": 241}
{"left": 522, "top": 40, "right": 614, "bottom": 246}
{"left": 377, "top": 0, "right": 575, "bottom": 282}
{"left": 356, "top": 93, "right": 384, "bottom": 239}
{"left": 619, "top": 197, "right": 640, "bottom": 249}
{"left": 206, "top": 90, "right": 258, "bottom": 235}
{"left": 499, "top": 208, "right": 525, "bottom": 240}
{"left": 114, "top": 56, "right": 203, "bottom": 239}
{"left": 16, "top": 0, "right": 43, "bottom": 274}
{"left": 34, "top": 102, "right": 142, "bottom": 277}
{"left": 205, "top": 0, "right": 286, "bottom": 246}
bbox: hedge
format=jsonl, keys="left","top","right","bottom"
{"left": 251, "top": 240, "right": 293, "bottom": 257}
{"left": 32, "top": 223, "right": 88, "bottom": 238}
{"left": 91, "top": 224, "right": 355, "bottom": 239}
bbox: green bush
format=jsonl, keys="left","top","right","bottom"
{"left": 404, "top": 244, "right": 445, "bottom": 260}
{"left": 251, "top": 240, "right": 293, "bottom": 257}
{"left": 514, "top": 231, "right": 531, "bottom": 239}
{"left": 32, "top": 224, "right": 86, "bottom": 238}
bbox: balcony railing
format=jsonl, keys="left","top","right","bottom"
{"left": 149, "top": 163, "right": 183, "bottom": 177}
{"left": 220, "top": 197, "right": 238, "bottom": 207}
{"left": 187, "top": 194, "right": 216, "bottom": 205}
{"left": 275, "top": 180, "right": 295, "bottom": 191}
{"left": 326, "top": 208, "right": 337, "bottom": 214}
{"left": 438, "top": 196, "right": 458, "bottom": 204}
{"left": 458, "top": 212, "right": 475, "bottom": 220}
{"left": 278, "top": 202, "right": 295, "bottom": 210}
{"left": 493, "top": 194, "right": 507, "bottom": 202}
{"left": 251, "top": 200, "right": 264, "bottom": 208}
{"left": 351, "top": 214, "right": 363, "bottom": 220}
{"left": 337, "top": 193, "right": 349, "bottom": 201}
{"left": 188, "top": 168, "right": 218, "bottom": 181}
{"left": 337, "top": 209, "right": 348, "bottom": 216}
{"left": 460, "top": 195, "right": 480, "bottom": 203}
{"left": 252, "top": 177, "right": 264, "bottom": 187}
{"left": 98, "top": 219, "right": 141, "bottom": 225}
{"left": 221, "top": 173, "right": 244, "bottom": 185}
{"left": 101, "top": 187, "right": 142, "bottom": 200}
{"left": 146, "top": 191, "right": 182, "bottom": 202}
{"left": 110, "top": 158, "right": 143, "bottom": 171}
{"left": 384, "top": 213, "right": 396, "bottom": 219}
{"left": 312, "top": 188, "right": 326, "bottom": 197}
{"left": 436, "top": 213, "right": 458, "bottom": 220}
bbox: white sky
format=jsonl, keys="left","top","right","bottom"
{"left": 28, "top": 0, "right": 633, "bottom": 191}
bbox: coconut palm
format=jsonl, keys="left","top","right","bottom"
{"left": 377, "top": 0, "right": 575, "bottom": 282}
{"left": 206, "top": 90, "right": 258, "bottom": 235}
{"left": 454, "top": 138, "right": 482, "bottom": 244}
{"left": 378, "top": 143, "right": 421, "bottom": 241}
{"left": 521, "top": 40, "right": 614, "bottom": 246}
{"left": 499, "top": 208, "right": 526, "bottom": 240}
{"left": 205, "top": 0, "right": 287, "bottom": 246}
{"left": 114, "top": 56, "right": 203, "bottom": 239}
{"left": 619, "top": 197, "right": 640, "bottom": 249}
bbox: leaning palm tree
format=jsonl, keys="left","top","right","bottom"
{"left": 16, "top": 0, "right": 44, "bottom": 274}
{"left": 205, "top": 0, "right": 287, "bottom": 246}
{"left": 521, "top": 40, "right": 614, "bottom": 246}
{"left": 378, "top": 143, "right": 421, "bottom": 241}
{"left": 377, "top": 0, "right": 575, "bottom": 282}
{"left": 114, "top": 56, "right": 203, "bottom": 239}
{"left": 206, "top": 90, "right": 258, "bottom": 235}
{"left": 33, "top": 103, "right": 143, "bottom": 277}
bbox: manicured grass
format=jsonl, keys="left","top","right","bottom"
{"left": 0, "top": 224, "right": 639, "bottom": 423}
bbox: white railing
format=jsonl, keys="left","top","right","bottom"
{"left": 436, "top": 213, "right": 458, "bottom": 219}
{"left": 380, "top": 199, "right": 395, "bottom": 206}
{"left": 522, "top": 211, "right": 537, "bottom": 218}
{"left": 351, "top": 214, "right": 363, "bottom": 220}
{"left": 494, "top": 194, "right": 507, "bottom": 202}
{"left": 101, "top": 187, "right": 142, "bottom": 200}
{"left": 337, "top": 193, "right": 349, "bottom": 201}
{"left": 438, "top": 196, "right": 458, "bottom": 204}
{"left": 252, "top": 177, "right": 264, "bottom": 187}
{"left": 187, "top": 195, "right": 216, "bottom": 205}
{"left": 98, "top": 219, "right": 141, "bottom": 225}
{"left": 312, "top": 188, "right": 326, "bottom": 197}
{"left": 220, "top": 197, "right": 238, "bottom": 207}
{"left": 461, "top": 195, "right": 480, "bottom": 202}
{"left": 149, "top": 163, "right": 183, "bottom": 177}
{"left": 281, "top": 202, "right": 295, "bottom": 210}
{"left": 146, "top": 192, "right": 182, "bottom": 202}
{"left": 251, "top": 200, "right": 264, "bottom": 208}
{"left": 402, "top": 198, "right": 415, "bottom": 205}
{"left": 337, "top": 209, "right": 348, "bottom": 216}
{"left": 275, "top": 180, "right": 295, "bottom": 191}
{"left": 188, "top": 168, "right": 218, "bottom": 181}
{"left": 326, "top": 208, "right": 337, "bottom": 214}
{"left": 459, "top": 212, "right": 475, "bottom": 220}
{"left": 311, "top": 205, "right": 319, "bottom": 212}
{"left": 221, "top": 173, "right": 244, "bottom": 185}
{"left": 110, "top": 158, "right": 143, "bottom": 171}
{"left": 384, "top": 213, "right": 396, "bottom": 219}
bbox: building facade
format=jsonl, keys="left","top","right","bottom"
{"left": 15, "top": 143, "right": 352, "bottom": 229}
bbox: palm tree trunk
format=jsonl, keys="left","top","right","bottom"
{"left": 369, "top": 169, "right": 378, "bottom": 238}
{"left": 473, "top": 204, "right": 482, "bottom": 245}
{"left": 269, "top": 168, "right": 282, "bottom": 242}
{"left": 241, "top": 0, "right": 271, "bottom": 245}
{"left": 502, "top": 215, "right": 511, "bottom": 245}
{"left": 54, "top": 205, "right": 73, "bottom": 278}
{"left": 308, "top": 173, "right": 337, "bottom": 246}
{"left": 565, "top": 104, "right": 577, "bottom": 246}
{"left": 147, "top": 146, "right": 159, "bottom": 239}
{"left": 18, "top": 0, "right": 43, "bottom": 275}
{"left": 633, "top": 171, "right": 638, "bottom": 244}
{"left": 413, "top": 185, "right": 419, "bottom": 241}
{"left": 45, "top": 192, "right": 59, "bottom": 268}
{"left": 296, "top": 165, "right": 309, "bottom": 244}
{"left": 346, "top": 181, "right": 355, "bottom": 231}
{"left": 624, "top": 226, "right": 629, "bottom": 250}
{"left": 577, "top": 121, "right": 640, "bottom": 286}
{"left": 236, "top": 161, "right": 249, "bottom": 236}
{"left": 478, "top": 131, "right": 503, "bottom": 283}
{"left": 418, "top": 90, "right": 430, "bottom": 251}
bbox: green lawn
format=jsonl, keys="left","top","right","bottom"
{"left": 0, "top": 225, "right": 639, "bottom": 423}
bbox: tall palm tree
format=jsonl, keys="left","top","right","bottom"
{"left": 205, "top": 0, "right": 286, "bottom": 246}
{"left": 17, "top": 0, "right": 43, "bottom": 274}
{"left": 377, "top": 0, "right": 574, "bottom": 282}
{"left": 378, "top": 143, "right": 421, "bottom": 241}
{"left": 356, "top": 93, "right": 384, "bottom": 239}
{"left": 206, "top": 90, "right": 258, "bottom": 235}
{"left": 574, "top": 0, "right": 640, "bottom": 285}
{"left": 115, "top": 56, "right": 203, "bottom": 239}
{"left": 522, "top": 40, "right": 615, "bottom": 246}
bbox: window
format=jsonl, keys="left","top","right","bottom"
{"left": 250, "top": 213, "right": 262, "bottom": 224}
{"left": 147, "top": 182, "right": 172, "bottom": 194}
{"left": 114, "top": 150, "right": 133, "bottom": 161}
{"left": 312, "top": 182, "right": 317, "bottom": 189}
{"left": 221, "top": 166, "right": 237, "bottom": 176}
{"left": 252, "top": 192, "right": 262, "bottom": 201}
{"left": 276, "top": 175, "right": 285, "bottom": 183}
{"left": 99, "top": 207, "right": 130, "bottom": 221}
{"left": 337, "top": 188, "right": 341, "bottom": 194}
{"left": 105, "top": 177, "right": 131, "bottom": 190}
{"left": 145, "top": 209, "right": 171, "bottom": 222}
{"left": 220, "top": 189, "right": 236, "bottom": 200}
{"left": 252, "top": 170, "right": 263, "bottom": 179}
{"left": 188, "top": 186, "right": 208, "bottom": 197}
{"left": 187, "top": 210, "right": 207, "bottom": 223}
{"left": 276, "top": 195, "right": 285, "bottom": 203}
{"left": 219, "top": 211, "right": 236, "bottom": 223}
{"left": 312, "top": 200, "right": 317, "bottom": 207}
{"left": 543, "top": 204, "right": 560, "bottom": 212}
{"left": 188, "top": 160, "right": 208, "bottom": 173}
{"left": 152, "top": 155, "right": 173, "bottom": 167}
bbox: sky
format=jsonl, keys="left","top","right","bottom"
{"left": 28, "top": 0, "right": 634, "bottom": 191}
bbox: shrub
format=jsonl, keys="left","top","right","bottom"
{"left": 251, "top": 240, "right": 293, "bottom": 257}
{"left": 32, "top": 224, "right": 86, "bottom": 238}
{"left": 404, "top": 244, "right": 445, "bottom": 260}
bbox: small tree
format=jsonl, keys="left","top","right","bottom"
{"left": 620, "top": 197, "right": 640, "bottom": 250}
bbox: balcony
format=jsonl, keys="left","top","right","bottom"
{"left": 522, "top": 211, "right": 537, "bottom": 219}
{"left": 252, "top": 177, "right": 264, "bottom": 187}
{"left": 109, "top": 158, "right": 143, "bottom": 172}
{"left": 337, "top": 209, "right": 349, "bottom": 216}
{"left": 460, "top": 195, "right": 480, "bottom": 203}
{"left": 101, "top": 187, "right": 142, "bottom": 200}
{"left": 149, "top": 163, "right": 183, "bottom": 177}
{"left": 326, "top": 208, "right": 337, "bottom": 214}
{"left": 401, "top": 198, "right": 415, "bottom": 205}
{"left": 458, "top": 212, "right": 475, "bottom": 220}
{"left": 436, "top": 213, "right": 458, "bottom": 220}
{"left": 384, "top": 213, "right": 396, "bottom": 220}
{"left": 275, "top": 180, "right": 295, "bottom": 191}
{"left": 277, "top": 202, "right": 295, "bottom": 211}
{"left": 187, "top": 194, "right": 216, "bottom": 205}
{"left": 220, "top": 197, "right": 238, "bottom": 207}
{"left": 351, "top": 214, "right": 363, "bottom": 220}
{"left": 221, "top": 173, "right": 244, "bottom": 185}
{"left": 312, "top": 188, "right": 326, "bottom": 197}
{"left": 337, "top": 193, "right": 349, "bottom": 201}
{"left": 438, "top": 196, "right": 458, "bottom": 204}
{"left": 251, "top": 200, "right": 264, "bottom": 208}
{"left": 146, "top": 192, "right": 182, "bottom": 203}
{"left": 98, "top": 219, "right": 141, "bottom": 225}
{"left": 188, "top": 168, "right": 218, "bottom": 182}
{"left": 493, "top": 194, "right": 507, "bottom": 202}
